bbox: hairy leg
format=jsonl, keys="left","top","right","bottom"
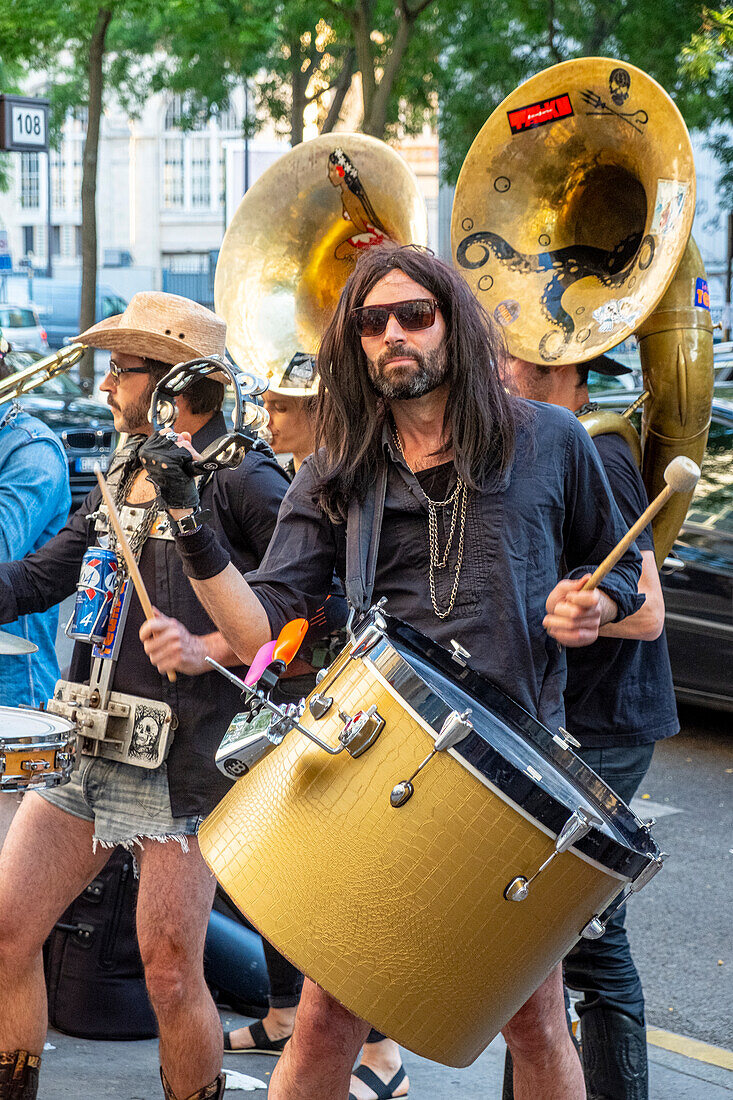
{"left": 502, "top": 965, "right": 586, "bottom": 1100}
{"left": 269, "top": 979, "right": 370, "bottom": 1100}
{"left": 0, "top": 793, "right": 108, "bottom": 1052}
{"left": 136, "top": 836, "right": 220, "bottom": 1099}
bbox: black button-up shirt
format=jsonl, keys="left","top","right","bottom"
{"left": 0, "top": 412, "right": 290, "bottom": 816}
{"left": 249, "top": 400, "right": 643, "bottom": 734}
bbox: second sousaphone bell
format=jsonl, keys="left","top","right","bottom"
{"left": 451, "top": 58, "right": 696, "bottom": 366}
{"left": 214, "top": 133, "right": 428, "bottom": 394}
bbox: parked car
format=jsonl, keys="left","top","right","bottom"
{"left": 713, "top": 341, "right": 733, "bottom": 382}
{"left": 27, "top": 282, "right": 128, "bottom": 350}
{"left": 0, "top": 304, "right": 49, "bottom": 353}
{"left": 2, "top": 349, "right": 117, "bottom": 505}
{"left": 593, "top": 387, "right": 733, "bottom": 711}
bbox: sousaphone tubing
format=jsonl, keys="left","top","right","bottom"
{"left": 215, "top": 133, "right": 428, "bottom": 395}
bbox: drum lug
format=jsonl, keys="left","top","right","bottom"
{"left": 504, "top": 808, "right": 600, "bottom": 901}
{"left": 558, "top": 726, "right": 581, "bottom": 749}
{"left": 20, "top": 759, "right": 51, "bottom": 773}
{"left": 338, "top": 705, "right": 385, "bottom": 758}
{"left": 580, "top": 915, "right": 607, "bottom": 940}
{"left": 309, "top": 693, "right": 334, "bottom": 720}
{"left": 390, "top": 710, "right": 473, "bottom": 808}
{"left": 449, "top": 640, "right": 471, "bottom": 667}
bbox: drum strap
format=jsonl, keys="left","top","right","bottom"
{"left": 345, "top": 461, "right": 388, "bottom": 618}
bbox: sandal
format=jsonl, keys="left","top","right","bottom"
{"left": 348, "top": 1063, "right": 408, "bottom": 1100}
{"left": 223, "top": 1019, "right": 290, "bottom": 1055}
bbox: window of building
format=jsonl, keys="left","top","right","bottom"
{"left": 164, "top": 136, "right": 185, "bottom": 208}
{"left": 23, "top": 226, "right": 34, "bottom": 255}
{"left": 20, "top": 153, "right": 40, "bottom": 209}
{"left": 162, "top": 96, "right": 240, "bottom": 214}
{"left": 51, "top": 150, "right": 65, "bottom": 209}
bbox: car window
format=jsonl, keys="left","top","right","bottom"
{"left": 588, "top": 371, "right": 632, "bottom": 395}
{"left": 686, "top": 418, "right": 733, "bottom": 534}
{"left": 0, "top": 307, "right": 37, "bottom": 328}
{"left": 2, "top": 350, "right": 84, "bottom": 395}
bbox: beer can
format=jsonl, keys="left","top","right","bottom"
{"left": 67, "top": 547, "right": 119, "bottom": 644}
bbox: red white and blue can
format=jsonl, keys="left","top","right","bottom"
{"left": 68, "top": 547, "right": 119, "bottom": 644}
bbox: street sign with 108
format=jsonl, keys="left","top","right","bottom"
{"left": 0, "top": 95, "right": 49, "bottom": 152}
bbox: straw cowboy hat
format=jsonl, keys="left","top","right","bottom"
{"left": 77, "top": 291, "right": 227, "bottom": 365}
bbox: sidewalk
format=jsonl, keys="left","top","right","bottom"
{"left": 36, "top": 1011, "right": 733, "bottom": 1098}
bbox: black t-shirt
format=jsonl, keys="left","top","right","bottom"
{"left": 564, "top": 433, "right": 679, "bottom": 747}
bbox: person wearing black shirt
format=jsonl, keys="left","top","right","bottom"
{"left": 141, "top": 246, "right": 647, "bottom": 1100}
{"left": 0, "top": 294, "right": 289, "bottom": 1100}
{"left": 503, "top": 352, "right": 675, "bottom": 1100}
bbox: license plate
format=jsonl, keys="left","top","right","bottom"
{"left": 77, "top": 455, "right": 109, "bottom": 473}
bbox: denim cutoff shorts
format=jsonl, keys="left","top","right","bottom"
{"left": 36, "top": 754, "right": 203, "bottom": 852}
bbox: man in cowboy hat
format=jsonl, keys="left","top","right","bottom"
{"left": 0, "top": 292, "right": 290, "bottom": 1100}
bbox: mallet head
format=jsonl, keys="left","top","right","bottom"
{"left": 663, "top": 456, "right": 700, "bottom": 494}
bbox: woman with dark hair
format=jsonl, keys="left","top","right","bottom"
{"left": 143, "top": 244, "right": 645, "bottom": 1100}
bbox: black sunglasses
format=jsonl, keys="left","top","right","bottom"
{"left": 352, "top": 298, "right": 438, "bottom": 337}
{"left": 109, "top": 361, "right": 150, "bottom": 381}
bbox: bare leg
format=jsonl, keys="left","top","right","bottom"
{"left": 351, "top": 1037, "right": 409, "bottom": 1099}
{"left": 0, "top": 793, "right": 109, "bottom": 1052}
{"left": 502, "top": 965, "right": 586, "bottom": 1100}
{"left": 136, "top": 836, "right": 221, "bottom": 1099}
{"left": 269, "top": 979, "right": 370, "bottom": 1100}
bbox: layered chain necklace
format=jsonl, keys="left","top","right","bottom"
{"left": 391, "top": 418, "right": 468, "bottom": 620}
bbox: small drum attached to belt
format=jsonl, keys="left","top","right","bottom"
{"left": 0, "top": 707, "right": 77, "bottom": 792}
{"left": 199, "top": 610, "right": 663, "bottom": 1067}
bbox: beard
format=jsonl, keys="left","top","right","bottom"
{"left": 109, "top": 379, "right": 156, "bottom": 434}
{"left": 367, "top": 343, "right": 448, "bottom": 401}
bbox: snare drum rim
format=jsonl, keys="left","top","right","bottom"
{"left": 368, "top": 616, "right": 659, "bottom": 881}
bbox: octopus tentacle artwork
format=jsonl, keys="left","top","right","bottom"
{"left": 456, "top": 229, "right": 646, "bottom": 355}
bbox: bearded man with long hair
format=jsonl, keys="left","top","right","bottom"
{"left": 142, "top": 244, "right": 646, "bottom": 1100}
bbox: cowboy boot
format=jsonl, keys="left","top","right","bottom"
{"left": 0, "top": 1051, "right": 41, "bottom": 1100}
{"left": 160, "top": 1067, "right": 226, "bottom": 1100}
{"left": 580, "top": 1008, "right": 648, "bottom": 1100}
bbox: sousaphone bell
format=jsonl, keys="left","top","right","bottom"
{"left": 452, "top": 58, "right": 714, "bottom": 561}
{"left": 214, "top": 133, "right": 428, "bottom": 396}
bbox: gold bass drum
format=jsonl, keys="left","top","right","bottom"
{"left": 200, "top": 612, "right": 663, "bottom": 1066}
{"left": 451, "top": 58, "right": 714, "bottom": 562}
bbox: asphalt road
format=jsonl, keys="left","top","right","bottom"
{"left": 625, "top": 703, "right": 733, "bottom": 1048}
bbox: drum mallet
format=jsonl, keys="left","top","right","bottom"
{"left": 581, "top": 456, "right": 700, "bottom": 592}
{"left": 95, "top": 466, "right": 176, "bottom": 683}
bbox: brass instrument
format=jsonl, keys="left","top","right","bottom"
{"left": 0, "top": 344, "right": 86, "bottom": 402}
{"left": 451, "top": 58, "right": 714, "bottom": 562}
{"left": 214, "top": 133, "right": 428, "bottom": 392}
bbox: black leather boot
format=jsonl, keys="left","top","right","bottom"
{"left": 160, "top": 1068, "right": 226, "bottom": 1100}
{"left": 580, "top": 1007, "right": 648, "bottom": 1100}
{"left": 0, "top": 1051, "right": 41, "bottom": 1099}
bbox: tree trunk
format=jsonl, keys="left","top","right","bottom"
{"left": 290, "top": 40, "right": 307, "bottom": 146}
{"left": 363, "top": 14, "right": 412, "bottom": 137}
{"left": 321, "top": 49, "right": 355, "bottom": 133}
{"left": 79, "top": 6, "right": 112, "bottom": 392}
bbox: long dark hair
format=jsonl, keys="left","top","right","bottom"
{"left": 313, "top": 243, "right": 524, "bottom": 522}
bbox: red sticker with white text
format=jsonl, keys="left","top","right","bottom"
{"left": 508, "top": 94, "right": 574, "bottom": 134}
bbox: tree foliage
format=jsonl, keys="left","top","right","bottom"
{"left": 679, "top": 7, "right": 733, "bottom": 210}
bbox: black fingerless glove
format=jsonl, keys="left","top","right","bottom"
{"left": 139, "top": 433, "right": 200, "bottom": 511}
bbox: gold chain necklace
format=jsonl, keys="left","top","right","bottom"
{"left": 391, "top": 420, "right": 468, "bottom": 619}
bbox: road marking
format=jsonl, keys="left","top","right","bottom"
{"left": 647, "top": 1028, "right": 733, "bottom": 1070}
{"left": 630, "top": 797, "right": 684, "bottom": 820}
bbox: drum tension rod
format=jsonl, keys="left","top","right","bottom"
{"left": 580, "top": 852, "right": 666, "bottom": 938}
{"left": 504, "top": 808, "right": 601, "bottom": 902}
{"left": 390, "top": 710, "right": 473, "bottom": 808}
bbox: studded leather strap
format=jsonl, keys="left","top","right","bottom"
{"left": 159, "top": 1068, "right": 225, "bottom": 1100}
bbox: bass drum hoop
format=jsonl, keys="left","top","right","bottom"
{"left": 370, "top": 616, "right": 659, "bottom": 880}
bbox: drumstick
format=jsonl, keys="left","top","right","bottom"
{"left": 95, "top": 466, "right": 176, "bottom": 683}
{"left": 582, "top": 456, "right": 700, "bottom": 591}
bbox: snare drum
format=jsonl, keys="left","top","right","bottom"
{"left": 199, "top": 611, "right": 662, "bottom": 1067}
{"left": 0, "top": 707, "right": 76, "bottom": 791}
